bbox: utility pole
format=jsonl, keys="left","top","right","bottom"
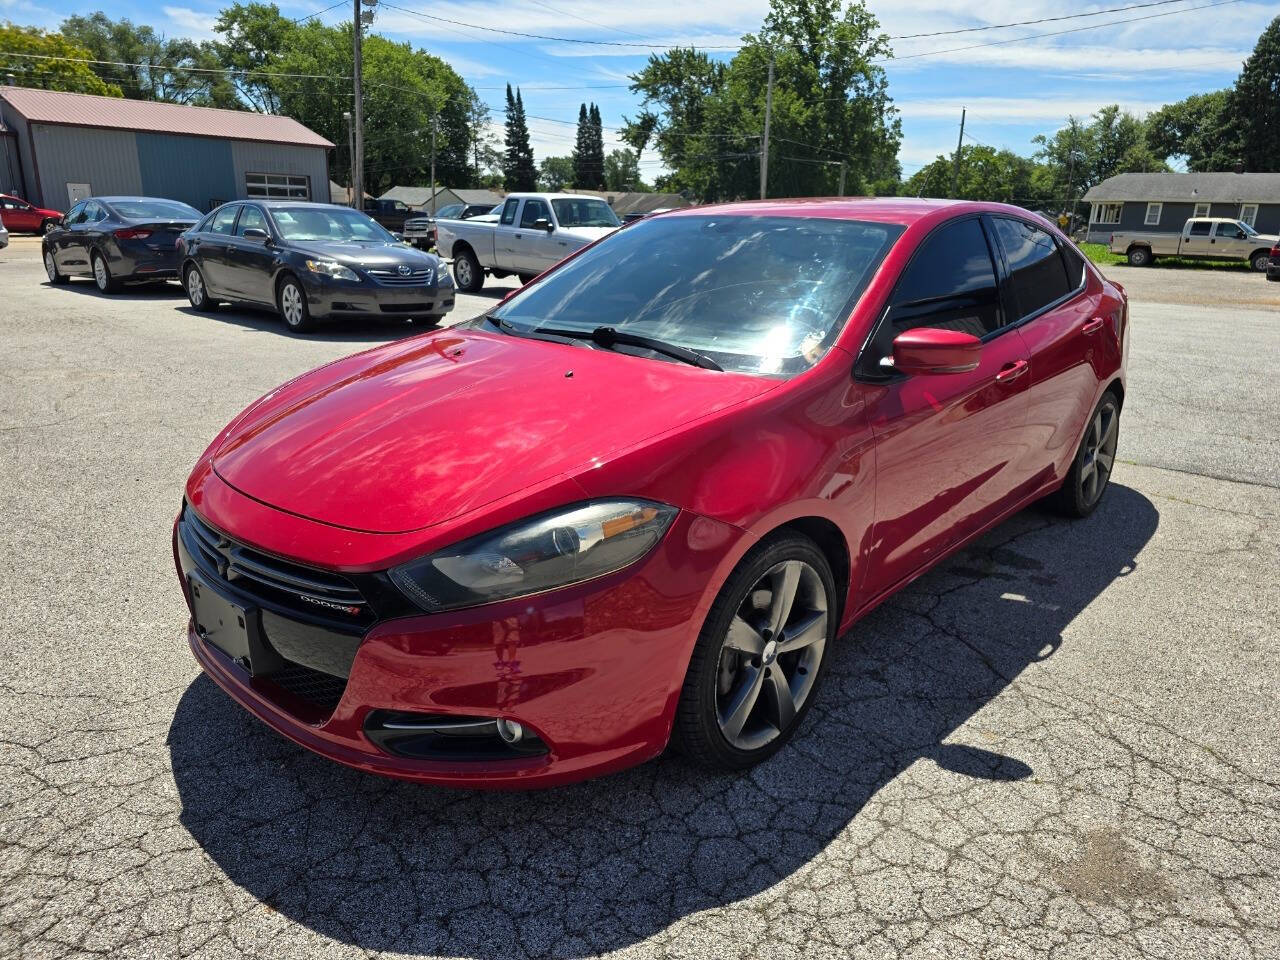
{"left": 951, "top": 107, "right": 965, "bottom": 199}
{"left": 838, "top": 161, "right": 847, "bottom": 197}
{"left": 760, "top": 54, "right": 774, "bottom": 200}
{"left": 353, "top": 0, "right": 376, "bottom": 209}
{"left": 429, "top": 115, "right": 438, "bottom": 216}
{"left": 342, "top": 111, "right": 355, "bottom": 207}
{"left": 1064, "top": 118, "right": 1078, "bottom": 230}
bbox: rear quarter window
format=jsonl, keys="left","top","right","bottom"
{"left": 990, "top": 217, "right": 1073, "bottom": 320}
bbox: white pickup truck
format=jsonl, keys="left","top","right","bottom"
{"left": 435, "top": 192, "right": 621, "bottom": 291}
{"left": 1109, "top": 217, "right": 1278, "bottom": 271}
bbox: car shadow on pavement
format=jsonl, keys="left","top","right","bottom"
{"left": 172, "top": 304, "right": 445, "bottom": 344}
{"left": 168, "top": 484, "right": 1158, "bottom": 958}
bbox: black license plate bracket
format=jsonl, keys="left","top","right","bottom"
{"left": 188, "top": 573, "right": 283, "bottom": 676}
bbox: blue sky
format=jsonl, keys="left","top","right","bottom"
{"left": 4, "top": 0, "right": 1275, "bottom": 180}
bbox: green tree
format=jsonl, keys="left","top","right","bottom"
{"left": 572, "top": 103, "right": 592, "bottom": 187}
{"left": 212, "top": 3, "right": 293, "bottom": 113}
{"left": 904, "top": 144, "right": 1054, "bottom": 208}
{"left": 539, "top": 155, "right": 574, "bottom": 191}
{"left": 603, "top": 148, "right": 644, "bottom": 191}
{"left": 630, "top": 0, "right": 899, "bottom": 202}
{"left": 503, "top": 85, "right": 536, "bottom": 191}
{"left": 0, "top": 22, "right": 122, "bottom": 96}
{"left": 1235, "top": 14, "right": 1280, "bottom": 171}
{"left": 1146, "top": 90, "right": 1238, "bottom": 171}
{"left": 60, "top": 13, "right": 237, "bottom": 106}
{"left": 1034, "top": 106, "right": 1166, "bottom": 204}
{"left": 619, "top": 110, "right": 658, "bottom": 165}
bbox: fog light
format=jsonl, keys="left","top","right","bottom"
{"left": 495, "top": 717, "right": 524, "bottom": 744}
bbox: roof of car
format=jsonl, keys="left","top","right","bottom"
{"left": 95, "top": 196, "right": 200, "bottom": 205}
{"left": 661, "top": 197, "right": 1043, "bottom": 227}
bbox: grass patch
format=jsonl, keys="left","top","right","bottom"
{"left": 1077, "top": 241, "right": 1252, "bottom": 272}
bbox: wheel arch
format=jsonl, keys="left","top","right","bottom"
{"left": 1105, "top": 376, "right": 1125, "bottom": 410}
{"left": 451, "top": 239, "right": 475, "bottom": 261}
{"left": 1249, "top": 247, "right": 1271, "bottom": 267}
{"left": 1125, "top": 242, "right": 1151, "bottom": 257}
{"left": 768, "top": 516, "right": 851, "bottom": 624}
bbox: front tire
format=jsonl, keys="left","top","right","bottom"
{"left": 453, "top": 247, "right": 484, "bottom": 293}
{"left": 1126, "top": 246, "right": 1152, "bottom": 267}
{"left": 40, "top": 219, "right": 57, "bottom": 236}
{"left": 1250, "top": 250, "right": 1271, "bottom": 273}
{"left": 518, "top": 272, "right": 538, "bottom": 285}
{"left": 277, "top": 275, "right": 315, "bottom": 332}
{"left": 673, "top": 534, "right": 836, "bottom": 770}
{"left": 43, "top": 249, "right": 69, "bottom": 285}
{"left": 1051, "top": 392, "right": 1120, "bottom": 518}
{"left": 184, "top": 263, "right": 218, "bottom": 312}
{"left": 92, "top": 251, "right": 120, "bottom": 293}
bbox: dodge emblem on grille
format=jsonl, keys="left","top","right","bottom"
{"left": 397, "top": 265, "right": 412, "bottom": 276}
{"left": 299, "top": 595, "right": 362, "bottom": 615}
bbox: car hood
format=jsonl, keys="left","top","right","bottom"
{"left": 210, "top": 328, "right": 775, "bottom": 534}
{"left": 285, "top": 240, "right": 437, "bottom": 269}
{"left": 560, "top": 226, "right": 618, "bottom": 244}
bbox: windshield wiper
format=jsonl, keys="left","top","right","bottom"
{"left": 535, "top": 324, "right": 722, "bottom": 371}
{"left": 485, "top": 316, "right": 722, "bottom": 371}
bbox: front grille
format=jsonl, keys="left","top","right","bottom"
{"left": 269, "top": 660, "right": 348, "bottom": 714}
{"left": 179, "top": 507, "right": 371, "bottom": 627}
{"left": 380, "top": 302, "right": 431, "bottom": 313}
{"left": 367, "top": 267, "right": 433, "bottom": 286}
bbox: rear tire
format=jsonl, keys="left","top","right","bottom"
{"left": 277, "top": 275, "right": 315, "bottom": 333}
{"left": 39, "top": 219, "right": 57, "bottom": 236}
{"left": 453, "top": 247, "right": 484, "bottom": 293}
{"left": 43, "top": 249, "right": 69, "bottom": 285}
{"left": 1050, "top": 392, "right": 1121, "bottom": 518}
{"left": 184, "top": 263, "right": 218, "bottom": 312}
{"left": 518, "top": 272, "right": 538, "bottom": 285}
{"left": 673, "top": 533, "right": 836, "bottom": 771}
{"left": 1126, "top": 246, "right": 1152, "bottom": 267}
{"left": 92, "top": 251, "right": 120, "bottom": 293}
{"left": 1250, "top": 250, "right": 1271, "bottom": 273}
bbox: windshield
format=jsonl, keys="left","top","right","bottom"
{"left": 490, "top": 214, "right": 903, "bottom": 376}
{"left": 270, "top": 207, "right": 395, "bottom": 243}
{"left": 551, "top": 198, "right": 620, "bottom": 228}
{"left": 108, "top": 199, "right": 201, "bottom": 220}
{"left": 1240, "top": 221, "right": 1259, "bottom": 236}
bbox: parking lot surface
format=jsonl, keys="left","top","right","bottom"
{"left": 2, "top": 236, "right": 1278, "bottom": 959}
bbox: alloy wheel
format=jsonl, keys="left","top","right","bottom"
{"left": 44, "top": 251, "right": 57, "bottom": 282}
{"left": 1080, "top": 403, "right": 1118, "bottom": 505}
{"left": 455, "top": 257, "right": 472, "bottom": 289}
{"left": 715, "top": 559, "right": 828, "bottom": 751}
{"left": 93, "top": 256, "right": 109, "bottom": 291}
{"left": 187, "top": 267, "right": 204, "bottom": 306}
{"left": 281, "top": 283, "right": 304, "bottom": 327}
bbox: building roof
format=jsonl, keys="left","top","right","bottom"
{"left": 0, "top": 86, "right": 333, "bottom": 149}
{"left": 452, "top": 188, "right": 504, "bottom": 205}
{"left": 1083, "top": 172, "right": 1280, "bottom": 203}
{"left": 574, "top": 189, "right": 691, "bottom": 215}
{"left": 378, "top": 185, "right": 457, "bottom": 207}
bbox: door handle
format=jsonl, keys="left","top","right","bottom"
{"left": 995, "top": 359, "right": 1029, "bottom": 383}
{"left": 1082, "top": 317, "right": 1105, "bottom": 335}
{"left": 514, "top": 233, "right": 522, "bottom": 239}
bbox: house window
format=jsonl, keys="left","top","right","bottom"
{"left": 1193, "top": 202, "right": 1211, "bottom": 218}
{"left": 1093, "top": 202, "right": 1122, "bottom": 225}
{"left": 1144, "top": 202, "right": 1162, "bottom": 226}
{"left": 245, "top": 173, "right": 310, "bottom": 200}
{"left": 1240, "top": 203, "right": 1258, "bottom": 228}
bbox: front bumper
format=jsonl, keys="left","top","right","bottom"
{"left": 301, "top": 272, "right": 455, "bottom": 320}
{"left": 174, "top": 496, "right": 745, "bottom": 789}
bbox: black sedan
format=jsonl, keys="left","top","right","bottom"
{"left": 42, "top": 196, "right": 201, "bottom": 292}
{"left": 178, "top": 201, "right": 455, "bottom": 333}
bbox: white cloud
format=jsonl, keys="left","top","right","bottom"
{"left": 162, "top": 6, "right": 218, "bottom": 40}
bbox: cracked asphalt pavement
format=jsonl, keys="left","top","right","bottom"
{"left": 2, "top": 237, "right": 1278, "bottom": 959}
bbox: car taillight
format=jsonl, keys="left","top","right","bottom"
{"left": 114, "top": 227, "right": 153, "bottom": 240}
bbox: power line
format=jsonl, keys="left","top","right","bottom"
{"left": 288, "top": 1, "right": 347, "bottom": 25}
{"left": 889, "top": 0, "right": 1198, "bottom": 40}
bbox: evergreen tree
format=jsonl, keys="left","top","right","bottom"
{"left": 503, "top": 84, "right": 537, "bottom": 191}
{"left": 1235, "top": 14, "right": 1280, "bottom": 172}
{"left": 588, "top": 104, "right": 606, "bottom": 189}
{"left": 572, "top": 103, "right": 591, "bottom": 189}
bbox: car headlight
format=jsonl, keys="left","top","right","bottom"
{"left": 389, "top": 499, "right": 677, "bottom": 612}
{"left": 304, "top": 259, "right": 359, "bottom": 281}
{"left": 436, "top": 264, "right": 452, "bottom": 286}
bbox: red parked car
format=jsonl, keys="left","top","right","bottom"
{"left": 175, "top": 199, "right": 1128, "bottom": 788}
{"left": 0, "top": 193, "right": 63, "bottom": 235}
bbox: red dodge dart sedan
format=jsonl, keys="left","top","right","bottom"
{"left": 175, "top": 199, "right": 1128, "bottom": 788}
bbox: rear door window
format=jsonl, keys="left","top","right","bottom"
{"left": 1188, "top": 220, "right": 1212, "bottom": 237}
{"left": 990, "top": 217, "right": 1073, "bottom": 321}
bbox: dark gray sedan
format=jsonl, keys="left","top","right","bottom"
{"left": 42, "top": 196, "right": 201, "bottom": 292}
{"left": 178, "top": 201, "right": 454, "bottom": 333}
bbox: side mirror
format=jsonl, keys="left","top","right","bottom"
{"left": 392, "top": 231, "right": 404, "bottom": 242}
{"left": 533, "top": 217, "right": 553, "bottom": 232}
{"left": 891, "top": 327, "right": 982, "bottom": 375}
{"left": 242, "top": 227, "right": 270, "bottom": 242}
